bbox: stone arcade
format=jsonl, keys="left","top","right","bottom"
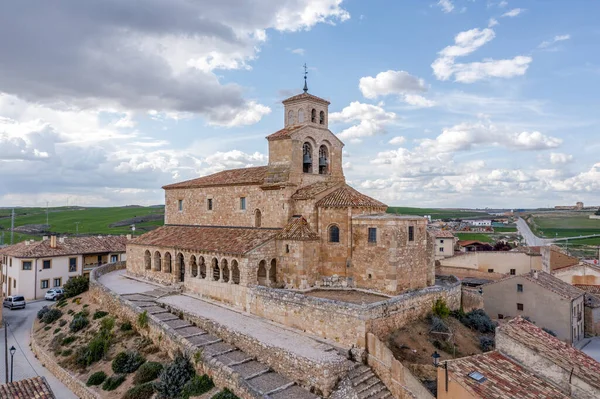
{"left": 127, "top": 90, "right": 436, "bottom": 317}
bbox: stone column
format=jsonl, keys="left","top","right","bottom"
{"left": 266, "top": 269, "right": 271, "bottom": 287}
{"left": 219, "top": 266, "right": 224, "bottom": 282}
{"left": 228, "top": 266, "right": 233, "bottom": 284}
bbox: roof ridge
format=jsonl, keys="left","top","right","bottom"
{"left": 163, "top": 165, "right": 268, "bottom": 189}
{"left": 316, "top": 184, "right": 387, "bottom": 208}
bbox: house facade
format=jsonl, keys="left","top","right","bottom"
{"left": 482, "top": 270, "right": 585, "bottom": 344}
{"left": 126, "top": 90, "right": 436, "bottom": 305}
{"left": 432, "top": 230, "right": 455, "bottom": 260}
{"left": 0, "top": 235, "right": 127, "bottom": 300}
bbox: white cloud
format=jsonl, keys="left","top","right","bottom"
{"left": 498, "top": 1, "right": 508, "bottom": 7}
{"left": 330, "top": 101, "right": 397, "bottom": 142}
{"left": 538, "top": 34, "right": 571, "bottom": 49}
{"left": 549, "top": 152, "right": 574, "bottom": 165}
{"left": 488, "top": 18, "right": 498, "bottom": 28}
{"left": 389, "top": 136, "right": 406, "bottom": 145}
{"left": 207, "top": 101, "right": 271, "bottom": 127}
{"left": 502, "top": 8, "right": 524, "bottom": 17}
{"left": 290, "top": 48, "right": 306, "bottom": 55}
{"left": 359, "top": 70, "right": 427, "bottom": 99}
{"left": 437, "top": 0, "right": 454, "bottom": 13}
{"left": 403, "top": 94, "right": 436, "bottom": 108}
{"left": 432, "top": 27, "right": 532, "bottom": 83}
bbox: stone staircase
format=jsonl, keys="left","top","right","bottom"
{"left": 347, "top": 365, "right": 392, "bottom": 399}
{"left": 122, "top": 290, "right": 320, "bottom": 399}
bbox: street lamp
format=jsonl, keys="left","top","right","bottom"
{"left": 432, "top": 350, "right": 441, "bottom": 367}
{"left": 9, "top": 346, "right": 16, "bottom": 383}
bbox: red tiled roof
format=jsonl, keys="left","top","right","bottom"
{"left": 432, "top": 230, "right": 456, "bottom": 238}
{"left": 291, "top": 181, "right": 342, "bottom": 200}
{"left": 162, "top": 166, "right": 268, "bottom": 189}
{"left": 576, "top": 284, "right": 600, "bottom": 295}
{"left": 276, "top": 216, "right": 319, "bottom": 241}
{"left": 484, "top": 270, "right": 584, "bottom": 300}
{"left": 315, "top": 185, "right": 387, "bottom": 208}
{"left": 0, "top": 236, "right": 128, "bottom": 258}
{"left": 0, "top": 376, "right": 55, "bottom": 399}
{"left": 282, "top": 92, "right": 330, "bottom": 105}
{"left": 457, "top": 240, "right": 487, "bottom": 247}
{"left": 266, "top": 124, "right": 306, "bottom": 141}
{"left": 130, "top": 225, "right": 278, "bottom": 255}
{"left": 500, "top": 317, "right": 600, "bottom": 389}
{"left": 447, "top": 351, "right": 568, "bottom": 399}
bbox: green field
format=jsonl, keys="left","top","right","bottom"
{"left": 0, "top": 206, "right": 164, "bottom": 245}
{"left": 455, "top": 233, "right": 494, "bottom": 243}
{"left": 526, "top": 213, "right": 600, "bottom": 247}
{"left": 492, "top": 226, "right": 518, "bottom": 233}
{"left": 387, "top": 207, "right": 492, "bottom": 220}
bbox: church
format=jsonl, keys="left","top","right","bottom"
{"left": 126, "top": 88, "right": 435, "bottom": 308}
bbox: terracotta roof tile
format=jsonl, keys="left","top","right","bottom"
{"left": 266, "top": 124, "right": 306, "bottom": 141}
{"left": 315, "top": 185, "right": 387, "bottom": 208}
{"left": 457, "top": 240, "right": 487, "bottom": 247}
{"left": 130, "top": 225, "right": 278, "bottom": 255}
{"left": 432, "top": 230, "right": 456, "bottom": 238}
{"left": 499, "top": 317, "right": 600, "bottom": 389}
{"left": 0, "top": 236, "right": 128, "bottom": 258}
{"left": 0, "top": 376, "right": 55, "bottom": 399}
{"left": 163, "top": 166, "right": 268, "bottom": 189}
{"left": 485, "top": 270, "right": 584, "bottom": 300}
{"left": 276, "top": 216, "right": 319, "bottom": 241}
{"left": 291, "top": 181, "right": 342, "bottom": 200}
{"left": 576, "top": 284, "right": 600, "bottom": 295}
{"left": 447, "top": 351, "right": 568, "bottom": 399}
{"left": 282, "top": 92, "right": 330, "bottom": 105}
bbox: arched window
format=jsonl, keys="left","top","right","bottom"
{"left": 319, "top": 145, "right": 329, "bottom": 175}
{"left": 298, "top": 109, "right": 305, "bottom": 123}
{"left": 191, "top": 255, "right": 198, "bottom": 277}
{"left": 319, "top": 111, "right": 325, "bottom": 125}
{"left": 164, "top": 252, "right": 172, "bottom": 273}
{"left": 311, "top": 109, "right": 316, "bottom": 123}
{"left": 212, "top": 258, "right": 220, "bottom": 281}
{"left": 303, "top": 142, "right": 313, "bottom": 173}
{"left": 199, "top": 257, "right": 206, "bottom": 279}
{"left": 288, "top": 110, "right": 295, "bottom": 125}
{"left": 255, "top": 209, "right": 262, "bottom": 228}
{"left": 329, "top": 225, "right": 340, "bottom": 243}
{"left": 269, "top": 259, "right": 277, "bottom": 284}
{"left": 154, "top": 251, "right": 162, "bottom": 272}
{"left": 222, "top": 259, "right": 230, "bottom": 283}
{"left": 144, "top": 250, "right": 151, "bottom": 270}
{"left": 176, "top": 253, "right": 185, "bottom": 281}
{"left": 258, "top": 260, "right": 267, "bottom": 286}
{"left": 232, "top": 260, "right": 240, "bottom": 285}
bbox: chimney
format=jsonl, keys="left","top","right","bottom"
{"left": 42, "top": 236, "right": 49, "bottom": 241}
{"left": 50, "top": 235, "right": 57, "bottom": 248}
{"left": 533, "top": 270, "right": 539, "bottom": 279}
{"left": 126, "top": 234, "right": 132, "bottom": 240}
{"left": 59, "top": 237, "right": 65, "bottom": 244}
{"left": 25, "top": 240, "right": 30, "bottom": 246}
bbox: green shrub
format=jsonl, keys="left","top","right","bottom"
{"left": 76, "top": 309, "right": 89, "bottom": 318}
{"left": 122, "top": 383, "right": 154, "bottom": 399}
{"left": 76, "top": 330, "right": 111, "bottom": 367}
{"left": 64, "top": 276, "right": 89, "bottom": 298}
{"left": 133, "top": 361, "right": 163, "bottom": 385}
{"left": 212, "top": 388, "right": 239, "bottom": 399}
{"left": 54, "top": 328, "right": 62, "bottom": 334}
{"left": 154, "top": 354, "right": 195, "bottom": 399}
{"left": 61, "top": 349, "right": 72, "bottom": 357}
{"left": 181, "top": 375, "right": 214, "bottom": 399}
{"left": 42, "top": 308, "right": 63, "bottom": 324}
{"left": 83, "top": 304, "right": 89, "bottom": 308}
{"left": 86, "top": 371, "right": 107, "bottom": 386}
{"left": 458, "top": 309, "right": 496, "bottom": 333}
{"left": 120, "top": 321, "right": 133, "bottom": 331}
{"left": 137, "top": 311, "right": 148, "bottom": 329}
{"left": 432, "top": 298, "right": 450, "bottom": 319}
{"left": 67, "top": 309, "right": 74, "bottom": 315}
{"left": 57, "top": 299, "right": 68, "bottom": 308}
{"left": 61, "top": 336, "right": 77, "bottom": 346}
{"left": 102, "top": 374, "right": 126, "bottom": 391}
{"left": 70, "top": 315, "right": 89, "bottom": 332}
{"left": 101, "top": 316, "right": 115, "bottom": 332}
{"left": 93, "top": 310, "right": 109, "bottom": 320}
{"left": 44, "top": 326, "right": 52, "bottom": 331}
{"left": 37, "top": 306, "right": 50, "bottom": 320}
{"left": 112, "top": 351, "right": 146, "bottom": 374}
{"left": 59, "top": 319, "right": 67, "bottom": 327}
{"left": 430, "top": 316, "right": 449, "bottom": 333}
{"left": 479, "top": 336, "right": 495, "bottom": 352}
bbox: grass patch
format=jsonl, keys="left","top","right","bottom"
{"left": 455, "top": 233, "right": 494, "bottom": 243}
{"left": 61, "top": 336, "right": 77, "bottom": 346}
{"left": 93, "top": 310, "right": 109, "bottom": 320}
{"left": 387, "top": 207, "right": 492, "bottom": 220}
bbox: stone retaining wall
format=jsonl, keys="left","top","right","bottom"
{"left": 90, "top": 263, "right": 263, "bottom": 399}
{"left": 461, "top": 287, "right": 484, "bottom": 313}
{"left": 30, "top": 324, "right": 101, "bottom": 399}
{"left": 366, "top": 333, "right": 434, "bottom": 399}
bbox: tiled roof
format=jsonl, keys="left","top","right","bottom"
{"left": 484, "top": 271, "right": 584, "bottom": 300}
{"left": 0, "top": 376, "right": 55, "bottom": 399}
{"left": 276, "top": 216, "right": 319, "bottom": 241}
{"left": 266, "top": 124, "right": 306, "bottom": 141}
{"left": 282, "top": 92, "right": 330, "bottom": 105}
{"left": 446, "top": 351, "right": 568, "bottom": 399}
{"left": 130, "top": 225, "right": 278, "bottom": 255}
{"left": 315, "top": 185, "right": 387, "bottom": 208}
{"left": 499, "top": 317, "right": 600, "bottom": 389}
{"left": 576, "top": 284, "right": 600, "bottom": 295}
{"left": 162, "top": 166, "right": 268, "bottom": 189}
{"left": 0, "top": 236, "right": 128, "bottom": 259}
{"left": 510, "top": 245, "right": 541, "bottom": 254}
{"left": 457, "top": 240, "right": 487, "bottom": 247}
{"left": 291, "top": 181, "right": 342, "bottom": 200}
{"left": 432, "top": 230, "right": 455, "bottom": 238}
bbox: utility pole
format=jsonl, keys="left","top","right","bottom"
{"left": 10, "top": 209, "right": 14, "bottom": 245}
{"left": 46, "top": 201, "right": 49, "bottom": 227}
{"left": 75, "top": 222, "right": 80, "bottom": 236}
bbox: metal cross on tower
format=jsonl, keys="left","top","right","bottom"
{"left": 303, "top": 63, "right": 308, "bottom": 93}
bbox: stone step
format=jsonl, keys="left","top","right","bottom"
{"left": 202, "top": 342, "right": 237, "bottom": 357}
{"left": 232, "top": 360, "right": 270, "bottom": 379}
{"left": 144, "top": 306, "right": 169, "bottom": 315}
{"left": 164, "top": 319, "right": 192, "bottom": 330}
{"left": 352, "top": 370, "right": 376, "bottom": 387}
{"left": 176, "top": 326, "right": 207, "bottom": 338}
{"left": 365, "top": 390, "right": 392, "bottom": 399}
{"left": 122, "top": 294, "right": 155, "bottom": 302}
{"left": 141, "top": 289, "right": 170, "bottom": 298}
{"left": 187, "top": 333, "right": 221, "bottom": 347}
{"left": 246, "top": 371, "right": 293, "bottom": 395}
{"left": 215, "top": 350, "right": 253, "bottom": 366}
{"left": 132, "top": 301, "right": 159, "bottom": 308}
{"left": 358, "top": 382, "right": 387, "bottom": 399}
{"left": 355, "top": 376, "right": 379, "bottom": 393}
{"left": 153, "top": 312, "right": 179, "bottom": 322}
{"left": 270, "top": 385, "right": 321, "bottom": 399}
{"left": 348, "top": 365, "right": 371, "bottom": 381}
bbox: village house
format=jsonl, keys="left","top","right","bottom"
{"left": 456, "top": 240, "right": 491, "bottom": 253}
{"left": 482, "top": 270, "right": 585, "bottom": 344}
{"left": 0, "top": 235, "right": 128, "bottom": 300}
{"left": 432, "top": 230, "right": 456, "bottom": 260}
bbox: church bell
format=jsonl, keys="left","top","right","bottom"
{"left": 303, "top": 154, "right": 312, "bottom": 164}
{"left": 319, "top": 157, "right": 327, "bottom": 166}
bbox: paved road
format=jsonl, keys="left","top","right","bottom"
{"left": 516, "top": 217, "right": 552, "bottom": 247}
{"left": 0, "top": 301, "right": 77, "bottom": 398}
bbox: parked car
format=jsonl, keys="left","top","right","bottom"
{"left": 3, "top": 296, "right": 26, "bottom": 310}
{"left": 44, "top": 288, "right": 64, "bottom": 301}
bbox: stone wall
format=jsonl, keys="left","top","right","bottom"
{"left": 584, "top": 305, "right": 600, "bottom": 336}
{"left": 31, "top": 330, "right": 101, "bottom": 399}
{"left": 541, "top": 245, "right": 580, "bottom": 272}
{"left": 461, "top": 287, "right": 484, "bottom": 312}
{"left": 436, "top": 266, "right": 505, "bottom": 281}
{"left": 439, "top": 251, "right": 542, "bottom": 275}
{"left": 366, "top": 333, "right": 434, "bottom": 399}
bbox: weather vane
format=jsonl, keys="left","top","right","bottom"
{"left": 303, "top": 63, "right": 308, "bottom": 93}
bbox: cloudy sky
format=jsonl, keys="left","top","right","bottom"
{"left": 1, "top": 0, "right": 599, "bottom": 209}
